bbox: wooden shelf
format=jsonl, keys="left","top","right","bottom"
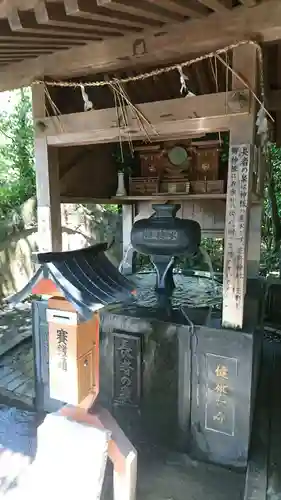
{"left": 61, "top": 193, "right": 227, "bottom": 204}
{"left": 113, "top": 194, "right": 227, "bottom": 202}
{"left": 61, "top": 193, "right": 263, "bottom": 205}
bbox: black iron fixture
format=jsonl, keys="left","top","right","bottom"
{"left": 131, "top": 204, "right": 201, "bottom": 295}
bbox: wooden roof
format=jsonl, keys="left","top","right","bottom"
{"left": 0, "top": 0, "right": 281, "bottom": 91}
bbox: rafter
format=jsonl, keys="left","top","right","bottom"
{"left": 64, "top": 0, "right": 161, "bottom": 29}
{"left": 239, "top": 0, "right": 256, "bottom": 5}
{"left": 0, "top": 0, "right": 281, "bottom": 92}
{"left": 96, "top": 0, "right": 183, "bottom": 23}
{"left": 8, "top": 8, "right": 103, "bottom": 40}
{"left": 0, "top": 47, "right": 59, "bottom": 54}
{"left": 196, "top": 0, "right": 231, "bottom": 12}
{"left": 0, "top": 38, "right": 86, "bottom": 46}
{"left": 135, "top": 0, "right": 209, "bottom": 19}
{"left": 0, "top": 19, "right": 90, "bottom": 44}
{"left": 34, "top": 1, "right": 124, "bottom": 36}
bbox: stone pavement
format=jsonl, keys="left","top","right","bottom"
{"left": 0, "top": 406, "right": 37, "bottom": 498}
{"left": 0, "top": 303, "right": 31, "bottom": 358}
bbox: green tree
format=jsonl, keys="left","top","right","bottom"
{"left": 0, "top": 88, "right": 35, "bottom": 220}
{"left": 260, "top": 143, "right": 281, "bottom": 273}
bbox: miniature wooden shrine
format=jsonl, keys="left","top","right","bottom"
{"left": 130, "top": 140, "right": 222, "bottom": 197}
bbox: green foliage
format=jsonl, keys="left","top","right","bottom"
{"left": 260, "top": 143, "right": 281, "bottom": 273}
{"left": 0, "top": 88, "right": 35, "bottom": 220}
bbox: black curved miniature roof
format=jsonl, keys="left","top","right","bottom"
{"left": 7, "top": 243, "right": 135, "bottom": 319}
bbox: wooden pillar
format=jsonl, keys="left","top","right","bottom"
{"left": 121, "top": 204, "right": 135, "bottom": 275}
{"left": 234, "top": 44, "right": 263, "bottom": 277}
{"left": 222, "top": 45, "right": 258, "bottom": 328}
{"left": 32, "top": 83, "right": 62, "bottom": 253}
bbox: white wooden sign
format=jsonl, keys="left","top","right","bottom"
{"left": 222, "top": 144, "right": 252, "bottom": 329}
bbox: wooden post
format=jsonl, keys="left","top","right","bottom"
{"left": 223, "top": 141, "right": 253, "bottom": 329}
{"left": 121, "top": 204, "right": 135, "bottom": 275}
{"left": 32, "top": 83, "right": 62, "bottom": 253}
{"left": 233, "top": 44, "right": 263, "bottom": 277}
{"left": 222, "top": 44, "right": 258, "bottom": 328}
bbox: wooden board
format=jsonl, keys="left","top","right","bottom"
{"left": 222, "top": 144, "right": 252, "bottom": 329}
{"left": 35, "top": 92, "right": 251, "bottom": 146}
{"left": 33, "top": 83, "right": 62, "bottom": 253}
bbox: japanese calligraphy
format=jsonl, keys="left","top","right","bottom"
{"left": 215, "top": 365, "right": 228, "bottom": 379}
{"left": 223, "top": 144, "right": 251, "bottom": 327}
{"left": 56, "top": 328, "right": 68, "bottom": 372}
{"left": 205, "top": 353, "right": 236, "bottom": 436}
{"left": 114, "top": 333, "right": 141, "bottom": 407}
{"left": 213, "top": 412, "right": 225, "bottom": 424}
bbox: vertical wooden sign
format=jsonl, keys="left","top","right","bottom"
{"left": 222, "top": 144, "right": 252, "bottom": 329}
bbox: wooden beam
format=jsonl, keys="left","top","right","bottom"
{"left": 0, "top": 39, "right": 85, "bottom": 47}
{"left": 64, "top": 0, "right": 160, "bottom": 29}
{"left": 196, "top": 0, "right": 231, "bottom": 12}
{"left": 231, "top": 42, "right": 258, "bottom": 91}
{"left": 232, "top": 44, "right": 262, "bottom": 280}
{"left": 222, "top": 144, "right": 254, "bottom": 329}
{"left": 239, "top": 0, "right": 256, "bottom": 5}
{"left": 1, "top": 0, "right": 281, "bottom": 91}
{"left": 0, "top": 1, "right": 62, "bottom": 19}
{"left": 130, "top": 0, "right": 209, "bottom": 19}
{"left": 8, "top": 8, "right": 103, "bottom": 40}
{"left": 222, "top": 43, "right": 257, "bottom": 329}
{"left": 0, "top": 18, "right": 89, "bottom": 44}
{"left": 34, "top": 1, "right": 124, "bottom": 36}
{"left": 32, "top": 83, "right": 62, "bottom": 253}
{"left": 0, "top": 47, "right": 57, "bottom": 54}
{"left": 0, "top": 19, "right": 88, "bottom": 45}
{"left": 96, "top": 0, "right": 183, "bottom": 23}
{"left": 35, "top": 91, "right": 251, "bottom": 146}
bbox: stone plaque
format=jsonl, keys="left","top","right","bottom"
{"left": 205, "top": 353, "right": 238, "bottom": 436}
{"left": 113, "top": 332, "right": 141, "bottom": 407}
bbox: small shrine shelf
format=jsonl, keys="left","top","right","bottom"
{"left": 61, "top": 194, "right": 227, "bottom": 204}
{"left": 61, "top": 193, "right": 262, "bottom": 204}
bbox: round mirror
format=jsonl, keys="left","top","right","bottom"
{"left": 167, "top": 146, "right": 189, "bottom": 166}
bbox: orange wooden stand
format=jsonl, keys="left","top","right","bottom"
{"left": 47, "top": 297, "right": 99, "bottom": 405}
{"left": 31, "top": 278, "right": 137, "bottom": 500}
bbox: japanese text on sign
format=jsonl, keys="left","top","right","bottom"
{"left": 224, "top": 145, "right": 251, "bottom": 318}
{"left": 114, "top": 333, "right": 141, "bottom": 407}
{"left": 56, "top": 328, "right": 68, "bottom": 372}
{"left": 118, "top": 338, "right": 134, "bottom": 403}
{"left": 205, "top": 353, "right": 237, "bottom": 436}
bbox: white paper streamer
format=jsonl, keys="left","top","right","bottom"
{"left": 80, "top": 84, "right": 93, "bottom": 111}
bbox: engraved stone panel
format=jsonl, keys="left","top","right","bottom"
{"left": 205, "top": 353, "right": 237, "bottom": 437}
{"left": 113, "top": 332, "right": 141, "bottom": 407}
